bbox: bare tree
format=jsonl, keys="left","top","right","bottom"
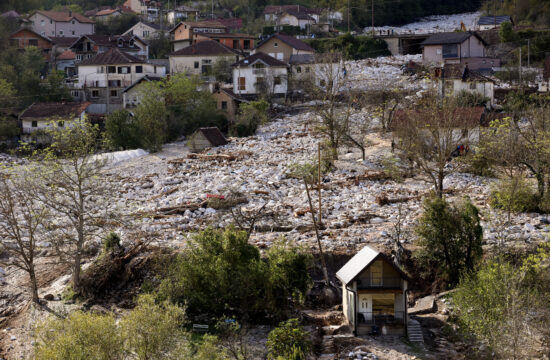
{"left": 0, "top": 171, "right": 49, "bottom": 303}
{"left": 34, "top": 119, "right": 113, "bottom": 292}
{"left": 394, "top": 94, "right": 479, "bottom": 198}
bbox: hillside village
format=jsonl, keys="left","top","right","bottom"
{"left": 0, "top": 1, "right": 550, "bottom": 359}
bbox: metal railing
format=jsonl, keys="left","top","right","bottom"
{"left": 356, "top": 277, "right": 402, "bottom": 289}
{"left": 357, "top": 311, "right": 406, "bottom": 325}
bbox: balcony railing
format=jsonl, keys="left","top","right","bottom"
{"left": 356, "top": 277, "right": 402, "bottom": 289}
{"left": 357, "top": 311, "right": 405, "bottom": 325}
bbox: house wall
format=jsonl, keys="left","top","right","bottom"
{"left": 172, "top": 23, "right": 193, "bottom": 41}
{"left": 213, "top": 91, "right": 238, "bottom": 122}
{"left": 450, "top": 79, "right": 494, "bottom": 104}
{"left": 123, "top": 82, "right": 148, "bottom": 108}
{"left": 355, "top": 259, "right": 403, "bottom": 288}
{"left": 95, "top": 11, "right": 121, "bottom": 21}
{"left": 56, "top": 59, "right": 76, "bottom": 76}
{"left": 194, "top": 34, "right": 254, "bottom": 50}
{"left": 232, "top": 66, "right": 288, "bottom": 95}
{"left": 172, "top": 40, "right": 192, "bottom": 52}
{"left": 279, "top": 14, "right": 299, "bottom": 27}
{"left": 30, "top": 12, "right": 94, "bottom": 37}
{"left": 423, "top": 37, "right": 485, "bottom": 64}
{"left": 167, "top": 10, "right": 198, "bottom": 24}
{"left": 10, "top": 30, "right": 52, "bottom": 50}
{"left": 169, "top": 54, "right": 237, "bottom": 75}
{"left": 123, "top": 22, "right": 163, "bottom": 39}
{"left": 255, "top": 37, "right": 314, "bottom": 63}
{"left": 423, "top": 45, "right": 443, "bottom": 63}
{"left": 21, "top": 112, "right": 85, "bottom": 142}
{"left": 460, "top": 37, "right": 485, "bottom": 58}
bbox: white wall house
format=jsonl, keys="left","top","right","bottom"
{"left": 29, "top": 10, "right": 95, "bottom": 37}
{"left": 233, "top": 52, "right": 288, "bottom": 97}
{"left": 77, "top": 48, "right": 166, "bottom": 114}
{"left": 122, "top": 75, "right": 163, "bottom": 109}
{"left": 123, "top": 21, "right": 166, "bottom": 39}
{"left": 169, "top": 40, "right": 241, "bottom": 77}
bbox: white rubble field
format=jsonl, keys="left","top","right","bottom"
{"left": 345, "top": 55, "right": 429, "bottom": 91}
{"left": 101, "top": 111, "right": 548, "bottom": 253}
{"left": 93, "top": 148, "right": 149, "bottom": 166}
{"left": 369, "top": 11, "right": 481, "bottom": 34}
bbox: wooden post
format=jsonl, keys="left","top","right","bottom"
{"left": 318, "top": 142, "right": 322, "bottom": 225}
{"left": 304, "top": 178, "right": 329, "bottom": 285}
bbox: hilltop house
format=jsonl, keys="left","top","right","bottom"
{"left": 9, "top": 29, "right": 53, "bottom": 62}
{"left": 166, "top": 6, "right": 200, "bottom": 25}
{"left": 477, "top": 15, "right": 513, "bottom": 30}
{"left": 123, "top": 21, "right": 167, "bottom": 39}
{"left": 28, "top": 10, "right": 95, "bottom": 37}
{"left": 437, "top": 64, "right": 495, "bottom": 105}
{"left": 170, "top": 20, "right": 227, "bottom": 51}
{"left": 264, "top": 5, "right": 320, "bottom": 23}
{"left": 70, "top": 34, "right": 149, "bottom": 64}
{"left": 278, "top": 9, "right": 316, "bottom": 29}
{"left": 421, "top": 32, "right": 487, "bottom": 65}
{"left": 123, "top": 0, "right": 161, "bottom": 21}
{"left": 169, "top": 40, "right": 241, "bottom": 77}
{"left": 232, "top": 52, "right": 288, "bottom": 98}
{"left": 19, "top": 102, "right": 91, "bottom": 143}
{"left": 192, "top": 32, "right": 255, "bottom": 51}
{"left": 92, "top": 8, "right": 122, "bottom": 21}
{"left": 253, "top": 33, "right": 314, "bottom": 63}
{"left": 76, "top": 48, "right": 165, "bottom": 114}
{"left": 336, "top": 246, "right": 409, "bottom": 336}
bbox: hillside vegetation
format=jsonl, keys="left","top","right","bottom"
{"left": 482, "top": 0, "right": 550, "bottom": 26}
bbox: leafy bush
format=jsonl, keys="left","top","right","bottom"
{"left": 0, "top": 117, "right": 19, "bottom": 140}
{"left": 104, "top": 110, "right": 142, "bottom": 150}
{"left": 453, "top": 90, "right": 490, "bottom": 107}
{"left": 381, "top": 155, "right": 406, "bottom": 182}
{"left": 157, "top": 228, "right": 311, "bottom": 323}
{"left": 461, "top": 150, "right": 495, "bottom": 177}
{"left": 266, "top": 318, "right": 312, "bottom": 360}
{"left": 102, "top": 232, "right": 121, "bottom": 252}
{"left": 414, "top": 196, "right": 483, "bottom": 286}
{"left": 230, "top": 100, "right": 270, "bottom": 137}
{"left": 489, "top": 176, "right": 540, "bottom": 213}
{"left": 306, "top": 34, "right": 390, "bottom": 60}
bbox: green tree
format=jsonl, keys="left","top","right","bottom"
{"left": 41, "top": 70, "right": 72, "bottom": 102}
{"left": 415, "top": 196, "right": 483, "bottom": 286}
{"left": 453, "top": 245, "right": 550, "bottom": 359}
{"left": 266, "top": 318, "right": 312, "bottom": 360}
{"left": 104, "top": 109, "right": 142, "bottom": 150}
{"left": 134, "top": 81, "right": 167, "bottom": 152}
{"left": 499, "top": 21, "right": 518, "bottom": 43}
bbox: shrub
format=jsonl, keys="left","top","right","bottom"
{"left": 157, "top": 228, "right": 311, "bottom": 322}
{"left": 104, "top": 110, "right": 142, "bottom": 150}
{"left": 266, "top": 318, "right": 311, "bottom": 360}
{"left": 102, "top": 232, "right": 121, "bottom": 252}
{"left": 453, "top": 90, "right": 490, "bottom": 107}
{"left": 381, "top": 155, "right": 406, "bottom": 182}
{"left": 414, "top": 196, "right": 483, "bottom": 286}
{"left": 489, "top": 176, "right": 540, "bottom": 213}
{"left": 230, "top": 100, "right": 269, "bottom": 137}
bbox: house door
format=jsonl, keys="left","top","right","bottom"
{"left": 358, "top": 294, "right": 372, "bottom": 322}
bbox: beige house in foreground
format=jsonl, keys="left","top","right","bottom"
{"left": 337, "top": 246, "right": 409, "bottom": 336}
{"left": 169, "top": 40, "right": 241, "bottom": 76}
{"left": 421, "top": 32, "right": 487, "bottom": 65}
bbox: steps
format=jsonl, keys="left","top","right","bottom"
{"left": 407, "top": 319, "right": 424, "bottom": 344}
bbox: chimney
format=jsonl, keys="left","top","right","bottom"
{"left": 69, "top": 10, "right": 72, "bottom": 17}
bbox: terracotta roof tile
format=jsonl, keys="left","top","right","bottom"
{"left": 20, "top": 102, "right": 91, "bottom": 119}
{"left": 170, "top": 40, "right": 237, "bottom": 56}
{"left": 35, "top": 10, "right": 95, "bottom": 24}
{"left": 57, "top": 49, "right": 76, "bottom": 60}
{"left": 78, "top": 48, "right": 143, "bottom": 65}
{"left": 256, "top": 33, "right": 314, "bottom": 52}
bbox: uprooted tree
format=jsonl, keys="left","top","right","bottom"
{"left": 394, "top": 94, "right": 479, "bottom": 198}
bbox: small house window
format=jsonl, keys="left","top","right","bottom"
{"left": 108, "top": 66, "right": 116, "bottom": 73}
{"left": 194, "top": 61, "right": 199, "bottom": 69}
{"left": 296, "top": 66, "right": 302, "bottom": 73}
{"left": 58, "top": 121, "right": 64, "bottom": 127}
{"left": 436, "top": 48, "right": 442, "bottom": 55}
{"left": 118, "top": 66, "right": 130, "bottom": 74}
{"left": 59, "top": 30, "right": 64, "bottom": 35}
{"left": 72, "top": 20, "right": 75, "bottom": 24}
{"left": 320, "top": 79, "right": 326, "bottom": 87}
{"left": 274, "top": 76, "right": 282, "bottom": 85}
{"left": 91, "top": 90, "right": 99, "bottom": 97}
{"left": 108, "top": 80, "right": 121, "bottom": 87}
{"left": 72, "top": 30, "right": 75, "bottom": 35}
{"left": 50, "top": 19, "right": 52, "bottom": 24}
{"left": 40, "top": 20, "right": 44, "bottom": 26}
{"left": 110, "top": 90, "right": 118, "bottom": 97}
{"left": 29, "top": 39, "right": 38, "bottom": 47}
{"left": 305, "top": 67, "right": 310, "bottom": 73}
{"left": 238, "top": 77, "right": 245, "bottom": 91}
{"left": 470, "top": 82, "right": 476, "bottom": 90}
{"left": 274, "top": 42, "right": 278, "bottom": 47}
{"left": 221, "top": 101, "right": 227, "bottom": 109}
{"left": 31, "top": 120, "right": 38, "bottom": 127}
{"left": 136, "top": 65, "right": 143, "bottom": 73}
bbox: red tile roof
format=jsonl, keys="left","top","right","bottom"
{"left": 20, "top": 102, "right": 91, "bottom": 119}
{"left": 57, "top": 49, "right": 76, "bottom": 60}
{"left": 256, "top": 33, "right": 314, "bottom": 52}
{"left": 34, "top": 10, "right": 95, "bottom": 24}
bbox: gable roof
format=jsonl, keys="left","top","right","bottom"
{"left": 421, "top": 31, "right": 487, "bottom": 46}
{"left": 196, "top": 127, "right": 228, "bottom": 146}
{"left": 289, "top": 53, "right": 315, "bottom": 64}
{"left": 20, "top": 102, "right": 91, "bottom": 119}
{"left": 256, "top": 33, "right": 314, "bottom": 52}
{"left": 233, "top": 52, "right": 288, "bottom": 67}
{"left": 170, "top": 40, "right": 237, "bottom": 56}
{"left": 78, "top": 47, "right": 143, "bottom": 65}
{"left": 478, "top": 15, "right": 512, "bottom": 25}
{"left": 95, "top": 9, "right": 121, "bottom": 16}
{"left": 32, "top": 10, "right": 95, "bottom": 24}
{"left": 10, "top": 28, "right": 53, "bottom": 43}
{"left": 70, "top": 34, "right": 147, "bottom": 51}
{"left": 217, "top": 87, "right": 248, "bottom": 102}
{"left": 84, "top": 6, "right": 113, "bottom": 17}
{"left": 57, "top": 49, "right": 76, "bottom": 60}
{"left": 283, "top": 9, "right": 315, "bottom": 21}
{"left": 123, "top": 75, "right": 163, "bottom": 93}
{"left": 50, "top": 36, "right": 80, "bottom": 47}
{"left": 336, "top": 245, "right": 409, "bottom": 285}
{"left": 170, "top": 20, "right": 227, "bottom": 33}
{"left": 139, "top": 20, "right": 161, "bottom": 30}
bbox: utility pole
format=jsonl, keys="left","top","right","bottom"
{"left": 370, "top": 0, "right": 374, "bottom": 38}
{"left": 493, "top": 0, "right": 496, "bottom": 27}
{"left": 347, "top": 0, "right": 350, "bottom": 33}
{"left": 519, "top": 46, "right": 522, "bottom": 84}
{"left": 211, "top": 0, "right": 214, "bottom": 19}
{"left": 527, "top": 39, "right": 530, "bottom": 68}
{"left": 318, "top": 143, "right": 322, "bottom": 225}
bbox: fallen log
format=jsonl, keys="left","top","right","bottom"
{"left": 186, "top": 153, "right": 237, "bottom": 161}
